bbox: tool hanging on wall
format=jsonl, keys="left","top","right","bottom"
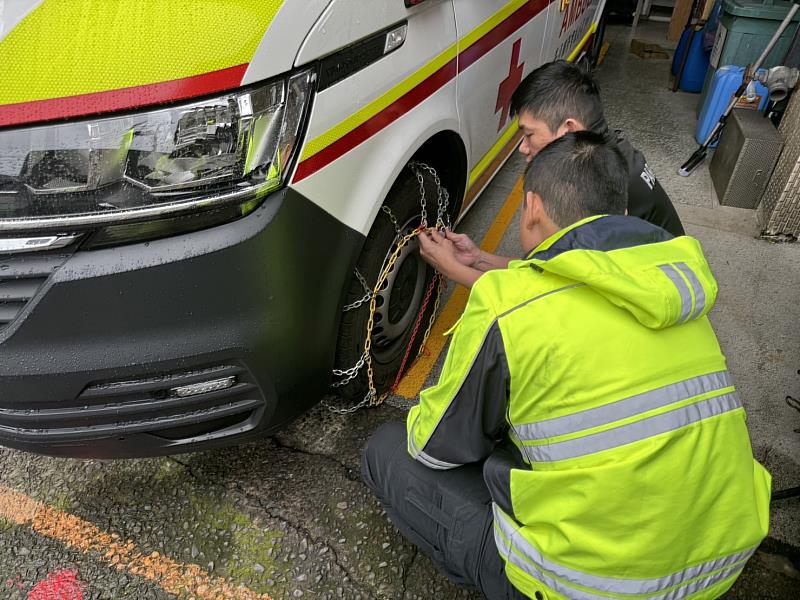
{"left": 679, "top": 0, "right": 800, "bottom": 176}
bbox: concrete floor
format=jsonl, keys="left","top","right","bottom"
{"left": 598, "top": 21, "right": 720, "bottom": 209}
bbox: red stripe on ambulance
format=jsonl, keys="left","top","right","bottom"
{"left": 560, "top": 0, "right": 592, "bottom": 36}
{"left": 293, "top": 0, "right": 552, "bottom": 183}
{"left": 0, "top": 65, "right": 248, "bottom": 128}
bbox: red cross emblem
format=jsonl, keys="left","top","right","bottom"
{"left": 495, "top": 38, "right": 525, "bottom": 131}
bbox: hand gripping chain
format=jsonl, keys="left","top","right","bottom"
{"left": 327, "top": 162, "right": 450, "bottom": 414}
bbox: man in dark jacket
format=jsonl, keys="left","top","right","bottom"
{"left": 421, "top": 60, "right": 685, "bottom": 290}
{"left": 512, "top": 59, "right": 683, "bottom": 236}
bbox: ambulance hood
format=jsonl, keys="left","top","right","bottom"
{"left": 527, "top": 215, "right": 719, "bottom": 330}
{"left": 0, "top": 0, "right": 329, "bottom": 126}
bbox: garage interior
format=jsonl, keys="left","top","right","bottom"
{"left": 0, "top": 2, "right": 798, "bottom": 599}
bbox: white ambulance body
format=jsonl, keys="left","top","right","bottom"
{"left": 0, "top": 0, "right": 603, "bottom": 457}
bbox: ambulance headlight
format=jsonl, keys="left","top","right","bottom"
{"left": 0, "top": 69, "right": 314, "bottom": 238}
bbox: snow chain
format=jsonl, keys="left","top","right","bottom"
{"left": 327, "top": 162, "right": 450, "bottom": 414}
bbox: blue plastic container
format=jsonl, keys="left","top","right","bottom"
{"left": 695, "top": 65, "right": 769, "bottom": 145}
{"left": 671, "top": 26, "right": 711, "bottom": 92}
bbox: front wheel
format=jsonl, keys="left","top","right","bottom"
{"left": 332, "top": 163, "right": 448, "bottom": 402}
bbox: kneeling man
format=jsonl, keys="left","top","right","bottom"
{"left": 362, "top": 132, "right": 770, "bottom": 600}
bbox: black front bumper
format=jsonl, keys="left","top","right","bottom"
{"left": 0, "top": 187, "right": 363, "bottom": 458}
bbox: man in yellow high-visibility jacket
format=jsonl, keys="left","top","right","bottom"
{"left": 362, "top": 131, "right": 771, "bottom": 599}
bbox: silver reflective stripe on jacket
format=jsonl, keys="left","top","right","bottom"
{"left": 675, "top": 262, "right": 706, "bottom": 320}
{"left": 407, "top": 421, "right": 462, "bottom": 470}
{"left": 516, "top": 371, "right": 734, "bottom": 442}
{"left": 415, "top": 450, "right": 461, "bottom": 470}
{"left": 493, "top": 505, "right": 754, "bottom": 599}
{"left": 522, "top": 392, "right": 741, "bottom": 463}
{"left": 659, "top": 262, "right": 706, "bottom": 323}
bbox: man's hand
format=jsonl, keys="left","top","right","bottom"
{"left": 418, "top": 229, "right": 482, "bottom": 289}
{"left": 443, "top": 230, "right": 480, "bottom": 267}
{"left": 418, "top": 229, "right": 461, "bottom": 275}
{"left": 444, "top": 229, "right": 514, "bottom": 273}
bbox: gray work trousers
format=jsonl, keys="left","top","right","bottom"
{"left": 361, "top": 422, "right": 527, "bottom": 600}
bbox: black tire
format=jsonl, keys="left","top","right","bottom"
{"left": 332, "top": 165, "right": 444, "bottom": 400}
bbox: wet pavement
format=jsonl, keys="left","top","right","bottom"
{"left": 2, "top": 20, "right": 800, "bottom": 600}
{"left": 0, "top": 405, "right": 475, "bottom": 599}
{"left": 2, "top": 400, "right": 799, "bottom": 599}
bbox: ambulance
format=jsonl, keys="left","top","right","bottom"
{"left": 0, "top": 0, "right": 604, "bottom": 458}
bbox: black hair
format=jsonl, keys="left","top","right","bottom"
{"left": 510, "top": 60, "right": 604, "bottom": 132}
{"left": 523, "top": 131, "right": 628, "bottom": 227}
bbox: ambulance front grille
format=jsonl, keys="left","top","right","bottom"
{"left": 0, "top": 254, "right": 65, "bottom": 332}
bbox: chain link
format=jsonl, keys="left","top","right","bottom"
{"left": 381, "top": 205, "right": 403, "bottom": 236}
{"left": 330, "top": 351, "right": 367, "bottom": 388}
{"left": 327, "top": 162, "right": 449, "bottom": 413}
{"left": 341, "top": 269, "right": 373, "bottom": 312}
{"left": 410, "top": 163, "right": 428, "bottom": 227}
{"left": 323, "top": 392, "right": 375, "bottom": 415}
{"left": 410, "top": 161, "right": 451, "bottom": 229}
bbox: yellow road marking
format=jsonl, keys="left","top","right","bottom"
{"left": 395, "top": 176, "right": 524, "bottom": 399}
{"left": 0, "top": 485, "right": 272, "bottom": 600}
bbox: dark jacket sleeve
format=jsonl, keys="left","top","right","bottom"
{"left": 616, "top": 132, "right": 685, "bottom": 237}
{"left": 407, "top": 285, "right": 510, "bottom": 470}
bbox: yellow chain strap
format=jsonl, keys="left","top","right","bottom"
{"left": 363, "top": 225, "right": 443, "bottom": 407}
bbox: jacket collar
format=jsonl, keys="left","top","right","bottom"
{"left": 588, "top": 117, "right": 612, "bottom": 142}
{"left": 526, "top": 215, "right": 674, "bottom": 261}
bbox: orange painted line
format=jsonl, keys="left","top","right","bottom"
{"left": 0, "top": 485, "right": 272, "bottom": 600}
{"left": 395, "top": 176, "right": 524, "bottom": 398}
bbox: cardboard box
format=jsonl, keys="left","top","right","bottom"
{"left": 629, "top": 39, "right": 670, "bottom": 59}
{"left": 669, "top": 0, "right": 695, "bottom": 42}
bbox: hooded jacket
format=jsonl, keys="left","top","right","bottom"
{"left": 407, "top": 215, "right": 770, "bottom": 600}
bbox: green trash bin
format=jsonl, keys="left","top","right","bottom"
{"left": 697, "top": 0, "right": 800, "bottom": 113}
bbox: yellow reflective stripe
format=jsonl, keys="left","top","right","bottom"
{"left": 301, "top": 0, "right": 532, "bottom": 164}
{"left": 660, "top": 264, "right": 694, "bottom": 323}
{"left": 459, "top": 0, "right": 529, "bottom": 52}
{"left": 299, "top": 43, "right": 459, "bottom": 161}
{"left": 521, "top": 385, "right": 737, "bottom": 449}
{"left": 0, "top": 0, "right": 285, "bottom": 105}
{"left": 566, "top": 20, "right": 598, "bottom": 62}
{"left": 468, "top": 119, "right": 520, "bottom": 188}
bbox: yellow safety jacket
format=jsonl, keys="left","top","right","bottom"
{"left": 407, "top": 215, "right": 771, "bottom": 599}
